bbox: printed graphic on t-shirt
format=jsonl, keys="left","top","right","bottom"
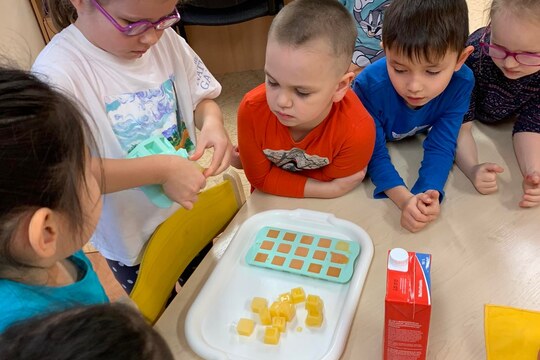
{"left": 340, "top": 0, "right": 392, "bottom": 67}
{"left": 263, "top": 148, "right": 329, "bottom": 172}
{"left": 194, "top": 55, "right": 213, "bottom": 91}
{"left": 391, "top": 124, "right": 430, "bottom": 140}
{"left": 104, "top": 78, "right": 194, "bottom": 154}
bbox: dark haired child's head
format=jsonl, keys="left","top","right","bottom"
{"left": 0, "top": 303, "right": 174, "bottom": 360}
{"left": 382, "top": 0, "right": 473, "bottom": 108}
{"left": 0, "top": 68, "right": 101, "bottom": 282}
{"left": 264, "top": 0, "right": 357, "bottom": 136}
{"left": 487, "top": 0, "right": 540, "bottom": 80}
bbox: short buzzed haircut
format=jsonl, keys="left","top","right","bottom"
{"left": 268, "top": 0, "right": 357, "bottom": 70}
{"left": 383, "top": 0, "right": 470, "bottom": 62}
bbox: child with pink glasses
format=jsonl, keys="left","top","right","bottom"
{"left": 455, "top": 0, "right": 540, "bottom": 208}
{"left": 32, "top": 0, "right": 232, "bottom": 292}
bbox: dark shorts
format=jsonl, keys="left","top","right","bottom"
{"left": 105, "top": 241, "right": 214, "bottom": 294}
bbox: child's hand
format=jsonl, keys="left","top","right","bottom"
{"left": 519, "top": 172, "right": 540, "bottom": 208}
{"left": 416, "top": 190, "right": 440, "bottom": 220}
{"left": 400, "top": 192, "right": 439, "bottom": 233}
{"left": 161, "top": 156, "right": 206, "bottom": 210}
{"left": 189, "top": 116, "right": 232, "bottom": 177}
{"left": 330, "top": 167, "right": 367, "bottom": 197}
{"left": 470, "top": 163, "right": 504, "bottom": 194}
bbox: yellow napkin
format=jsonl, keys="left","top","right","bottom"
{"left": 485, "top": 304, "right": 540, "bottom": 360}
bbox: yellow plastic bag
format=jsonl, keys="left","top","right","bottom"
{"left": 485, "top": 304, "right": 540, "bottom": 360}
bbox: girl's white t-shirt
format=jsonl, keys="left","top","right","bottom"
{"left": 32, "top": 26, "right": 221, "bottom": 265}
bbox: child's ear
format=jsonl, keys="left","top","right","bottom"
{"left": 69, "top": 0, "right": 88, "bottom": 13}
{"left": 455, "top": 45, "right": 474, "bottom": 71}
{"left": 27, "top": 208, "right": 59, "bottom": 259}
{"left": 332, "top": 71, "right": 355, "bottom": 102}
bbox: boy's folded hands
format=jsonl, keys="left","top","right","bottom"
{"left": 400, "top": 190, "right": 440, "bottom": 233}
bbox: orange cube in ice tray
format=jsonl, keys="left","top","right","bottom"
{"left": 245, "top": 227, "right": 360, "bottom": 283}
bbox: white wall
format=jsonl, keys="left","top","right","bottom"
{"left": 467, "top": 0, "right": 491, "bottom": 32}
{"left": 0, "top": 0, "right": 45, "bottom": 69}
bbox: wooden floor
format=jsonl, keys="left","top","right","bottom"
{"left": 86, "top": 252, "right": 126, "bottom": 302}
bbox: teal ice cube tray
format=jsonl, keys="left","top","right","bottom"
{"left": 245, "top": 226, "right": 360, "bottom": 283}
{"left": 127, "top": 135, "right": 188, "bottom": 208}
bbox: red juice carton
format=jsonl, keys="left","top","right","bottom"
{"left": 383, "top": 248, "right": 432, "bottom": 360}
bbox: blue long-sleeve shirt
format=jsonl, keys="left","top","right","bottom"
{"left": 353, "top": 57, "right": 474, "bottom": 200}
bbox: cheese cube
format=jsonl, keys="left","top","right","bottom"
{"left": 259, "top": 306, "right": 272, "bottom": 325}
{"left": 272, "top": 316, "right": 287, "bottom": 333}
{"left": 269, "top": 301, "right": 281, "bottom": 318}
{"left": 264, "top": 326, "right": 281, "bottom": 345}
{"left": 278, "top": 292, "right": 292, "bottom": 303}
{"left": 251, "top": 297, "right": 268, "bottom": 313}
{"left": 236, "top": 318, "right": 255, "bottom": 336}
{"left": 290, "top": 287, "right": 306, "bottom": 304}
{"left": 305, "top": 310, "right": 323, "bottom": 327}
{"left": 306, "top": 294, "right": 323, "bottom": 315}
{"left": 278, "top": 301, "right": 296, "bottom": 321}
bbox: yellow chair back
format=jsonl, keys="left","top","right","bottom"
{"left": 130, "top": 170, "right": 246, "bottom": 323}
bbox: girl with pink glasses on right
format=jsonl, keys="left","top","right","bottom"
{"left": 455, "top": 0, "right": 540, "bottom": 208}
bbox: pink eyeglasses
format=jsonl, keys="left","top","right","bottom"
{"left": 90, "top": 0, "right": 181, "bottom": 36}
{"left": 479, "top": 26, "right": 540, "bottom": 66}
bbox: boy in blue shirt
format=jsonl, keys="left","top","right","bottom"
{"left": 353, "top": 0, "right": 474, "bottom": 232}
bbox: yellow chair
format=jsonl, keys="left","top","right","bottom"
{"left": 130, "top": 169, "right": 246, "bottom": 324}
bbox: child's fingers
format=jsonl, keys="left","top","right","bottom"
{"left": 204, "top": 145, "right": 232, "bottom": 177}
{"left": 484, "top": 163, "right": 504, "bottom": 174}
{"left": 417, "top": 201, "right": 439, "bottom": 217}
{"left": 425, "top": 190, "right": 440, "bottom": 202}
{"left": 524, "top": 188, "right": 540, "bottom": 198}
{"left": 416, "top": 193, "right": 432, "bottom": 205}
{"left": 178, "top": 196, "right": 197, "bottom": 210}
{"left": 479, "top": 183, "right": 498, "bottom": 193}
{"left": 417, "top": 201, "right": 430, "bottom": 216}
{"left": 408, "top": 206, "right": 431, "bottom": 223}
{"left": 213, "top": 150, "right": 233, "bottom": 175}
{"left": 180, "top": 201, "right": 194, "bottom": 210}
{"left": 401, "top": 213, "right": 428, "bottom": 233}
{"left": 188, "top": 144, "right": 205, "bottom": 162}
{"left": 519, "top": 196, "right": 540, "bottom": 208}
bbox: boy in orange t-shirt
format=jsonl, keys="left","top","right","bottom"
{"left": 237, "top": 0, "right": 375, "bottom": 198}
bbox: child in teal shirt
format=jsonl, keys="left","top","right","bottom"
{"left": 0, "top": 68, "right": 108, "bottom": 332}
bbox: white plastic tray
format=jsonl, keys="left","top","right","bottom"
{"left": 185, "top": 209, "right": 374, "bottom": 360}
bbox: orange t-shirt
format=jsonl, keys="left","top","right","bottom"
{"left": 238, "top": 84, "right": 375, "bottom": 197}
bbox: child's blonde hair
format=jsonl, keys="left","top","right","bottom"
{"left": 490, "top": 0, "right": 540, "bottom": 23}
{"left": 46, "top": 0, "right": 77, "bottom": 30}
{"left": 268, "top": 0, "right": 357, "bottom": 72}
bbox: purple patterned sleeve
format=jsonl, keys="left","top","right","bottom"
{"left": 514, "top": 98, "right": 540, "bottom": 134}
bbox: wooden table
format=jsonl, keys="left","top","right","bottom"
{"left": 155, "top": 121, "right": 540, "bottom": 359}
